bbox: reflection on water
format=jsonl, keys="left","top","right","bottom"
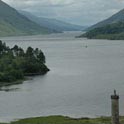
{"left": 0, "top": 88, "right": 19, "bottom": 92}
{"left": 0, "top": 31, "right": 124, "bottom": 122}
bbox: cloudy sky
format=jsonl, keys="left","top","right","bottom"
{"left": 2, "top": 0, "right": 124, "bottom": 25}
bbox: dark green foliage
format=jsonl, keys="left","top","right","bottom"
{"left": 0, "top": 41, "right": 49, "bottom": 84}
{"left": 80, "top": 22, "right": 124, "bottom": 40}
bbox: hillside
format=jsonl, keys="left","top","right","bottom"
{"left": 78, "top": 8, "right": 124, "bottom": 40}
{"left": 79, "top": 22, "right": 124, "bottom": 40}
{"left": 0, "top": 0, "right": 52, "bottom": 37}
{"left": 19, "top": 10, "right": 86, "bottom": 32}
{"left": 87, "top": 9, "right": 124, "bottom": 30}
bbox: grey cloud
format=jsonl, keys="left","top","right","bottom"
{"left": 2, "top": 0, "right": 124, "bottom": 25}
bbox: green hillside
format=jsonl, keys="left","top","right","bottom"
{"left": 87, "top": 9, "right": 124, "bottom": 30}
{"left": 0, "top": 0, "right": 51, "bottom": 37}
{"left": 79, "top": 22, "right": 124, "bottom": 40}
{"left": 79, "top": 8, "right": 124, "bottom": 40}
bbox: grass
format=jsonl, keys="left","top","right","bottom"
{"left": 0, "top": 115, "right": 115, "bottom": 124}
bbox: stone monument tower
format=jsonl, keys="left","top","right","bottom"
{"left": 111, "top": 90, "right": 119, "bottom": 124}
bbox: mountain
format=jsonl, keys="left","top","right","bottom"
{"left": 79, "top": 22, "right": 124, "bottom": 40}
{"left": 78, "top": 8, "right": 124, "bottom": 40}
{"left": 19, "top": 10, "right": 86, "bottom": 32}
{"left": 0, "top": 0, "right": 53, "bottom": 37}
{"left": 87, "top": 9, "right": 124, "bottom": 30}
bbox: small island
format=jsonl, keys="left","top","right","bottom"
{"left": 0, "top": 40, "right": 49, "bottom": 86}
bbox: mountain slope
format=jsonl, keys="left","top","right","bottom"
{"left": 88, "top": 9, "right": 124, "bottom": 30}
{"left": 78, "top": 8, "right": 124, "bottom": 40}
{"left": 0, "top": 0, "right": 52, "bottom": 36}
{"left": 19, "top": 10, "right": 86, "bottom": 32}
{"left": 79, "top": 22, "right": 124, "bottom": 40}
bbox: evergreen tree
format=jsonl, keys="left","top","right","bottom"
{"left": 0, "top": 41, "right": 49, "bottom": 84}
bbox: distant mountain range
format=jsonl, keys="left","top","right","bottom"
{"left": 0, "top": 0, "right": 86, "bottom": 37}
{"left": 19, "top": 10, "right": 85, "bottom": 32}
{"left": 0, "top": 0, "right": 53, "bottom": 37}
{"left": 79, "top": 8, "right": 124, "bottom": 40}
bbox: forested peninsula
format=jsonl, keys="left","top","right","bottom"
{"left": 0, "top": 40, "right": 49, "bottom": 86}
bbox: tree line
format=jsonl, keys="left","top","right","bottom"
{"left": 0, "top": 40, "right": 49, "bottom": 84}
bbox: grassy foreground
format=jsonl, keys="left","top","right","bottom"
{"left": 1, "top": 115, "right": 124, "bottom": 124}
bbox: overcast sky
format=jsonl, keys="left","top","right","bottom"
{"left": 2, "top": 0, "right": 124, "bottom": 25}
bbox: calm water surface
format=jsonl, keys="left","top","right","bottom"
{"left": 0, "top": 31, "right": 124, "bottom": 122}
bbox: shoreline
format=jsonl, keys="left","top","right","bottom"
{"left": 0, "top": 73, "right": 48, "bottom": 91}
{"left": 0, "top": 115, "right": 118, "bottom": 124}
{"left": 0, "top": 77, "right": 29, "bottom": 90}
